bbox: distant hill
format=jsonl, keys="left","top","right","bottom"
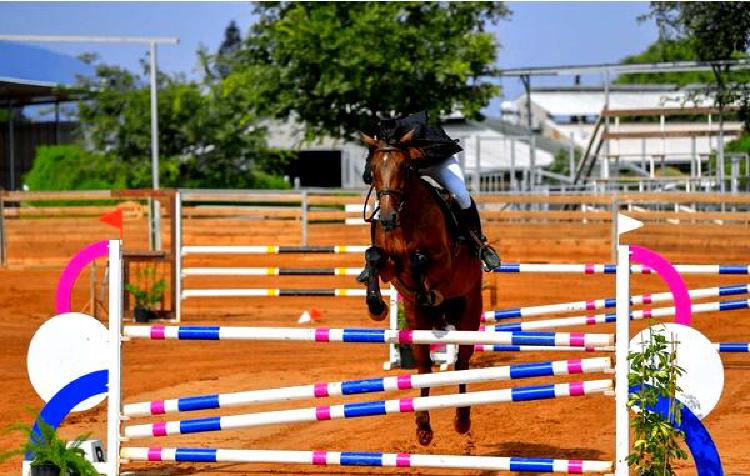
{"left": 0, "top": 41, "right": 93, "bottom": 84}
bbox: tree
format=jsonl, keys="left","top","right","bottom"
{"left": 70, "top": 55, "right": 291, "bottom": 189}
{"left": 619, "top": 3, "right": 750, "bottom": 133}
{"left": 224, "top": 1, "right": 510, "bottom": 140}
{"left": 215, "top": 20, "right": 243, "bottom": 79}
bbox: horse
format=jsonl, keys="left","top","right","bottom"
{"left": 359, "top": 129, "right": 483, "bottom": 446}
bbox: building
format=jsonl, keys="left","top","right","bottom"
{"left": 265, "top": 115, "right": 561, "bottom": 190}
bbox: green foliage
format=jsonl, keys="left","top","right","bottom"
{"left": 74, "top": 56, "right": 292, "bottom": 190}
{"left": 617, "top": 39, "right": 715, "bottom": 85}
{"left": 225, "top": 1, "right": 510, "bottom": 140}
{"left": 646, "top": 2, "right": 750, "bottom": 61}
{"left": 125, "top": 266, "right": 166, "bottom": 310}
{"left": 24, "top": 145, "right": 127, "bottom": 191}
{"left": 627, "top": 329, "right": 689, "bottom": 475}
{"left": 0, "top": 415, "right": 99, "bottom": 475}
{"left": 548, "top": 147, "right": 580, "bottom": 178}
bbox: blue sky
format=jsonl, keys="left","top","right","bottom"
{"left": 0, "top": 1, "right": 659, "bottom": 112}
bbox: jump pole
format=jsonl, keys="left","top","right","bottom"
{"left": 123, "top": 379, "right": 613, "bottom": 438}
{"left": 123, "top": 325, "right": 614, "bottom": 347}
{"left": 181, "top": 288, "right": 395, "bottom": 298}
{"left": 482, "top": 283, "right": 750, "bottom": 321}
{"left": 475, "top": 343, "right": 750, "bottom": 354}
{"left": 488, "top": 298, "right": 750, "bottom": 332}
{"left": 120, "top": 447, "right": 612, "bottom": 473}
{"left": 494, "top": 262, "right": 750, "bottom": 274}
{"left": 182, "top": 245, "right": 369, "bottom": 254}
{"left": 123, "top": 357, "right": 612, "bottom": 417}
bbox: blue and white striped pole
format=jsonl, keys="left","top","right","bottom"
{"left": 123, "top": 380, "right": 613, "bottom": 438}
{"left": 123, "top": 325, "right": 615, "bottom": 347}
{"left": 494, "top": 263, "right": 750, "bottom": 275}
{"left": 123, "top": 357, "right": 612, "bottom": 417}
{"left": 121, "top": 447, "right": 612, "bottom": 473}
{"left": 487, "top": 298, "right": 750, "bottom": 332}
{"left": 482, "top": 284, "right": 750, "bottom": 322}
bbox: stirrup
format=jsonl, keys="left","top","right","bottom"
{"left": 479, "top": 244, "right": 501, "bottom": 272}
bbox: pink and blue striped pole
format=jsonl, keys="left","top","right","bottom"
{"left": 482, "top": 284, "right": 750, "bottom": 322}
{"left": 487, "top": 298, "right": 750, "bottom": 332}
{"left": 121, "top": 447, "right": 612, "bottom": 473}
{"left": 123, "top": 380, "right": 612, "bottom": 438}
{"left": 475, "top": 343, "right": 750, "bottom": 353}
{"left": 123, "top": 325, "right": 615, "bottom": 347}
{"left": 494, "top": 263, "right": 750, "bottom": 275}
{"left": 123, "top": 357, "right": 611, "bottom": 417}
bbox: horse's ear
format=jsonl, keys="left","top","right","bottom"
{"left": 359, "top": 133, "right": 378, "bottom": 148}
{"left": 399, "top": 128, "right": 417, "bottom": 144}
{"left": 406, "top": 147, "right": 427, "bottom": 161}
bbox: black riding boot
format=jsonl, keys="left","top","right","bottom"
{"left": 461, "top": 200, "right": 501, "bottom": 271}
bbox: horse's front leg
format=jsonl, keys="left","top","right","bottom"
{"left": 407, "top": 300, "right": 434, "bottom": 446}
{"left": 453, "top": 288, "right": 482, "bottom": 435}
{"left": 363, "top": 246, "right": 388, "bottom": 321}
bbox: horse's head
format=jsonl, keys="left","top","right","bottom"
{"left": 360, "top": 129, "right": 422, "bottom": 231}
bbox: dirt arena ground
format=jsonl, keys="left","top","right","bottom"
{"left": 1, "top": 213, "right": 749, "bottom": 475}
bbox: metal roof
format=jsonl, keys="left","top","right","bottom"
{"left": 0, "top": 76, "right": 87, "bottom": 106}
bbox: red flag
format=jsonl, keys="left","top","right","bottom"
{"left": 100, "top": 208, "right": 124, "bottom": 241}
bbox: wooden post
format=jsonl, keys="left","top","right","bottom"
{"left": 169, "top": 193, "right": 177, "bottom": 320}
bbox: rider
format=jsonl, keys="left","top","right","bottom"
{"left": 359, "top": 111, "right": 501, "bottom": 274}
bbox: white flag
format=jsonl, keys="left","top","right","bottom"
{"left": 617, "top": 213, "right": 643, "bottom": 236}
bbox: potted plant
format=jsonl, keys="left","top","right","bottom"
{"left": 0, "top": 416, "right": 99, "bottom": 476}
{"left": 125, "top": 266, "right": 166, "bottom": 322}
{"left": 396, "top": 301, "right": 416, "bottom": 369}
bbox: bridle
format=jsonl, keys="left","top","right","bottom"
{"left": 363, "top": 144, "right": 415, "bottom": 224}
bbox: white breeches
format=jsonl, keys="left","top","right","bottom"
{"left": 421, "top": 156, "right": 472, "bottom": 209}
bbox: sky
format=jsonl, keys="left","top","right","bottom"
{"left": 0, "top": 1, "right": 660, "bottom": 113}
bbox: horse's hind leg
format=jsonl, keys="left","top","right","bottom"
{"left": 453, "top": 292, "right": 481, "bottom": 435}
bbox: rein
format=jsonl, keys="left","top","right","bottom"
{"left": 363, "top": 145, "right": 417, "bottom": 224}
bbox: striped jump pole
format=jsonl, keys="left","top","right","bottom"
{"left": 475, "top": 345, "right": 616, "bottom": 353}
{"left": 121, "top": 447, "right": 612, "bottom": 474}
{"left": 475, "top": 343, "right": 750, "bottom": 353}
{"left": 182, "top": 267, "right": 363, "bottom": 277}
{"left": 181, "top": 245, "right": 368, "bottom": 255}
{"left": 483, "top": 284, "right": 750, "bottom": 322}
{"left": 181, "top": 288, "right": 394, "bottom": 298}
{"left": 716, "top": 342, "right": 750, "bottom": 352}
{"left": 123, "top": 357, "right": 612, "bottom": 417}
{"left": 488, "top": 298, "right": 750, "bottom": 332}
{"left": 123, "top": 325, "right": 615, "bottom": 347}
{"left": 123, "top": 379, "right": 612, "bottom": 438}
{"left": 494, "top": 263, "right": 750, "bottom": 275}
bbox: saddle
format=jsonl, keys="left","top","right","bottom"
{"left": 418, "top": 176, "right": 466, "bottom": 245}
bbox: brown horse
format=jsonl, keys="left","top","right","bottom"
{"left": 359, "top": 130, "right": 483, "bottom": 446}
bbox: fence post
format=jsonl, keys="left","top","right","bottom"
{"left": 301, "top": 190, "right": 308, "bottom": 246}
{"left": 174, "top": 191, "right": 182, "bottom": 323}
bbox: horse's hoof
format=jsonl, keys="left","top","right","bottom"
{"left": 454, "top": 407, "right": 471, "bottom": 434}
{"left": 369, "top": 303, "right": 388, "bottom": 321}
{"left": 417, "top": 427, "right": 434, "bottom": 446}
